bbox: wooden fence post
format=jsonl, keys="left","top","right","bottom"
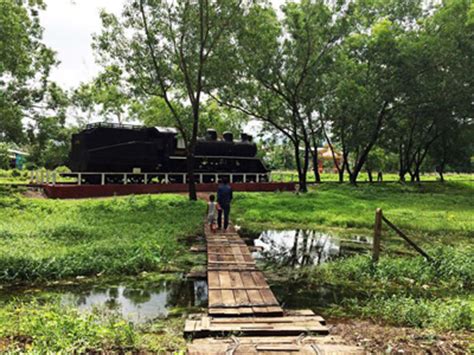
{"left": 381, "top": 215, "right": 433, "bottom": 262}
{"left": 373, "top": 208, "right": 382, "bottom": 263}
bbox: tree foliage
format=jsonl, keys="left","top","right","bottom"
{"left": 93, "top": 0, "right": 252, "bottom": 199}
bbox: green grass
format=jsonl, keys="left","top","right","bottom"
{"left": 0, "top": 187, "right": 205, "bottom": 284}
{"left": 234, "top": 182, "right": 474, "bottom": 246}
{"left": 0, "top": 169, "right": 30, "bottom": 184}
{"left": 0, "top": 298, "right": 187, "bottom": 353}
{"left": 268, "top": 247, "right": 473, "bottom": 331}
{"left": 234, "top": 181, "right": 473, "bottom": 332}
{"left": 271, "top": 170, "right": 474, "bottom": 183}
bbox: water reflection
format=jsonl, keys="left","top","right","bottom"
{"left": 55, "top": 279, "right": 208, "bottom": 324}
{"left": 251, "top": 230, "right": 372, "bottom": 267}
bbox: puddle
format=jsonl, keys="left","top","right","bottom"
{"left": 0, "top": 278, "right": 208, "bottom": 324}
{"left": 249, "top": 230, "right": 372, "bottom": 267}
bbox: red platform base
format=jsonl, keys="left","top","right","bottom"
{"left": 42, "top": 182, "right": 296, "bottom": 199}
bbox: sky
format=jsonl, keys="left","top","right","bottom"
{"left": 40, "top": 0, "right": 285, "bottom": 90}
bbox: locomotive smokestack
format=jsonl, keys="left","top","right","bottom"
{"left": 223, "top": 131, "right": 233, "bottom": 142}
{"left": 241, "top": 133, "right": 249, "bottom": 142}
{"left": 206, "top": 129, "right": 217, "bottom": 141}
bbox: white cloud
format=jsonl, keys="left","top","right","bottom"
{"left": 41, "top": 0, "right": 287, "bottom": 90}
{"left": 40, "top": 0, "right": 125, "bottom": 89}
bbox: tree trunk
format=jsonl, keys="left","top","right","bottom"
{"left": 338, "top": 169, "right": 344, "bottom": 183}
{"left": 186, "top": 152, "right": 197, "bottom": 201}
{"left": 367, "top": 169, "right": 373, "bottom": 183}
{"left": 311, "top": 149, "right": 321, "bottom": 183}
{"left": 293, "top": 140, "right": 307, "bottom": 193}
{"left": 299, "top": 161, "right": 308, "bottom": 192}
{"left": 349, "top": 171, "right": 358, "bottom": 184}
{"left": 377, "top": 171, "right": 383, "bottom": 182}
{"left": 437, "top": 162, "right": 445, "bottom": 182}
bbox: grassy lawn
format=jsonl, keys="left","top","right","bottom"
{"left": 271, "top": 170, "right": 474, "bottom": 183}
{"left": 234, "top": 182, "right": 473, "bottom": 242}
{"left": 233, "top": 181, "right": 474, "bottom": 334}
{"left": 0, "top": 186, "right": 205, "bottom": 283}
{"left": 0, "top": 186, "right": 205, "bottom": 352}
{"left": 0, "top": 181, "right": 472, "bottom": 352}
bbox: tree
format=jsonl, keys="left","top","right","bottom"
{"left": 0, "top": 0, "right": 58, "bottom": 144}
{"left": 428, "top": 121, "right": 473, "bottom": 181}
{"left": 26, "top": 113, "right": 74, "bottom": 169}
{"left": 130, "top": 98, "right": 247, "bottom": 137}
{"left": 0, "top": 143, "right": 10, "bottom": 169}
{"left": 382, "top": 0, "right": 473, "bottom": 182}
{"left": 216, "top": 0, "right": 353, "bottom": 191}
{"left": 324, "top": 11, "right": 423, "bottom": 184}
{"left": 72, "top": 65, "right": 129, "bottom": 124}
{"left": 94, "top": 0, "right": 250, "bottom": 200}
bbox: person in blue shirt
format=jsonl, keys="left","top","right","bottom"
{"left": 217, "top": 177, "right": 233, "bottom": 231}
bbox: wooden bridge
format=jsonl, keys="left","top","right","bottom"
{"left": 185, "top": 223, "right": 363, "bottom": 354}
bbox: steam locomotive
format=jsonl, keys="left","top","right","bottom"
{"left": 66, "top": 122, "right": 269, "bottom": 184}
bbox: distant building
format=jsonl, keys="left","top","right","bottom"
{"left": 317, "top": 145, "right": 342, "bottom": 173}
{"left": 8, "top": 149, "right": 29, "bottom": 169}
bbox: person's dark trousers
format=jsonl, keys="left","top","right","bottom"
{"left": 218, "top": 204, "right": 231, "bottom": 230}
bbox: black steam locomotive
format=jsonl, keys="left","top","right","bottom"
{"left": 66, "top": 122, "right": 269, "bottom": 184}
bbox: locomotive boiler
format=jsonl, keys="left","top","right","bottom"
{"left": 66, "top": 122, "right": 269, "bottom": 184}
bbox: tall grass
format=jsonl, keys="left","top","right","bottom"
{"left": 0, "top": 190, "right": 205, "bottom": 283}
{"left": 342, "top": 295, "right": 472, "bottom": 330}
{"left": 269, "top": 246, "right": 474, "bottom": 331}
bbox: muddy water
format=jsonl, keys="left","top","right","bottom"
{"left": 249, "top": 229, "right": 372, "bottom": 267}
{"left": 0, "top": 278, "right": 208, "bottom": 324}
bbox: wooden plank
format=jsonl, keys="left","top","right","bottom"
{"left": 220, "top": 289, "right": 235, "bottom": 306}
{"left": 255, "top": 345, "right": 300, "bottom": 351}
{"left": 241, "top": 271, "right": 257, "bottom": 288}
{"left": 208, "top": 290, "right": 222, "bottom": 307}
{"left": 233, "top": 289, "right": 250, "bottom": 305}
{"left": 286, "top": 309, "right": 315, "bottom": 316}
{"left": 246, "top": 289, "right": 265, "bottom": 305}
{"left": 210, "top": 316, "right": 325, "bottom": 324}
{"left": 207, "top": 271, "right": 220, "bottom": 288}
{"left": 208, "top": 286, "right": 270, "bottom": 290}
{"left": 229, "top": 271, "right": 244, "bottom": 288}
{"left": 207, "top": 260, "right": 255, "bottom": 265}
{"left": 218, "top": 271, "right": 232, "bottom": 288}
{"left": 260, "top": 288, "right": 279, "bottom": 305}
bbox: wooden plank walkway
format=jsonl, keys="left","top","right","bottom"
{"left": 205, "top": 225, "right": 284, "bottom": 317}
{"left": 185, "top": 221, "right": 363, "bottom": 354}
{"left": 188, "top": 336, "right": 364, "bottom": 354}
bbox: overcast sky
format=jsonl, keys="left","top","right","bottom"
{"left": 40, "top": 0, "right": 285, "bottom": 90}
